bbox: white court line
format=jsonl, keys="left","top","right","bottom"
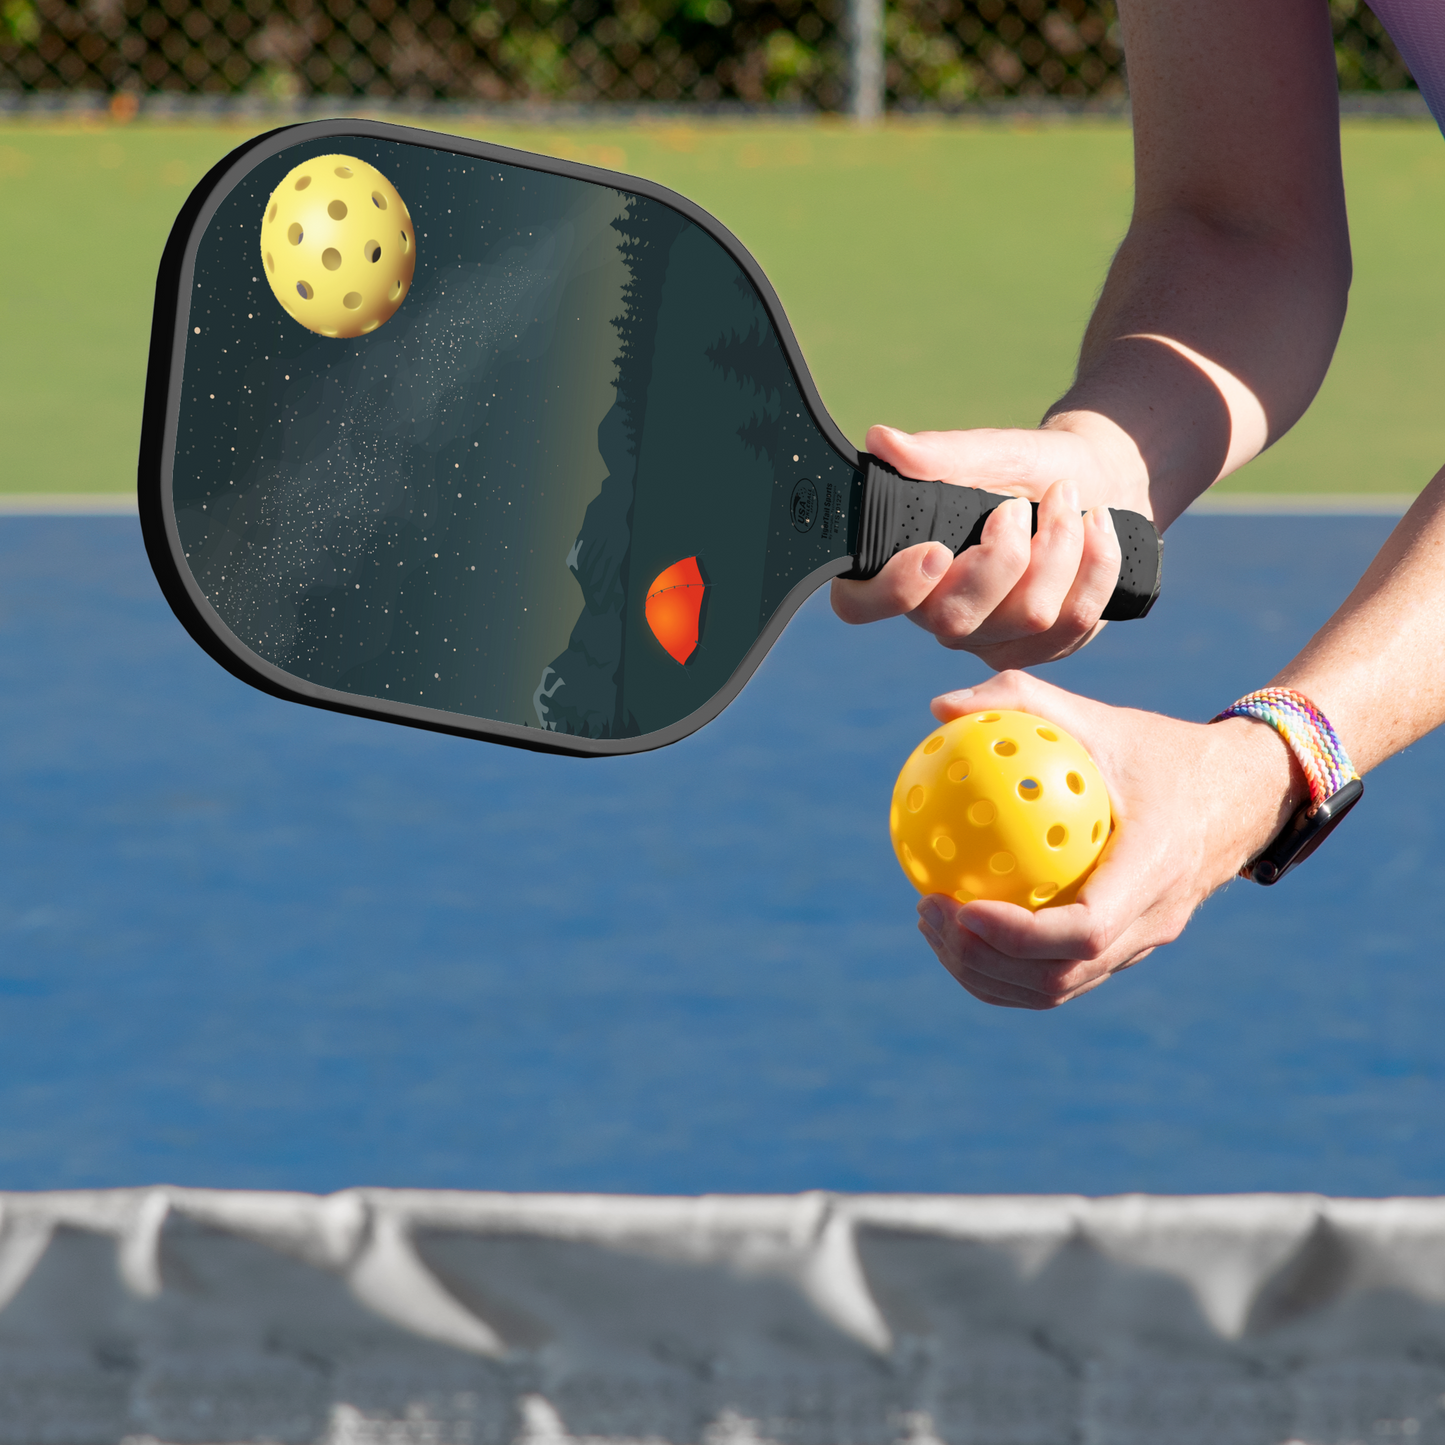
{"left": 1187, "top": 492, "right": 1415, "bottom": 516}
{"left": 0, "top": 494, "right": 137, "bottom": 515}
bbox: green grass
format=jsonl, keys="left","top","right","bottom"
{"left": 2, "top": 115, "right": 1443, "bottom": 495}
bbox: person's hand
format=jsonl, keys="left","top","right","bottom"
{"left": 830, "top": 421, "right": 1150, "bottom": 670}
{"left": 912, "top": 669, "right": 1306, "bottom": 1009}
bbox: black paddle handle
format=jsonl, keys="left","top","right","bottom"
{"left": 847, "top": 456, "right": 1163, "bottom": 622}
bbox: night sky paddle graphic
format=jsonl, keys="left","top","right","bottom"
{"left": 140, "top": 119, "right": 1162, "bottom": 758}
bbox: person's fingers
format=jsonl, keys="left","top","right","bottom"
{"left": 919, "top": 892, "right": 1160, "bottom": 1010}
{"left": 919, "top": 894, "right": 1108, "bottom": 984}
{"left": 949, "top": 956, "right": 1105, "bottom": 1008}
{"left": 1016, "top": 478, "right": 1086, "bottom": 626}
{"left": 919, "top": 914, "right": 1113, "bottom": 1009}
{"left": 952, "top": 899, "right": 1111, "bottom": 963}
{"left": 906, "top": 497, "right": 1034, "bottom": 643}
{"left": 916, "top": 799, "right": 1200, "bottom": 1011}
{"left": 929, "top": 668, "right": 1048, "bottom": 723}
{"left": 956, "top": 966, "right": 1112, "bottom": 1010}
{"left": 1062, "top": 505, "right": 1125, "bottom": 633}
{"left": 939, "top": 922, "right": 1111, "bottom": 998}
{"left": 938, "top": 916, "right": 1158, "bottom": 1008}
{"left": 930, "top": 667, "right": 1099, "bottom": 733}
{"left": 969, "top": 479, "right": 1087, "bottom": 641}
{"left": 952, "top": 808, "right": 1193, "bottom": 967}
{"left": 894, "top": 485, "right": 1124, "bottom": 662}
{"left": 916, "top": 910, "right": 1078, "bottom": 1009}
{"left": 967, "top": 504, "right": 1123, "bottom": 669}
{"left": 830, "top": 541, "right": 954, "bottom": 625}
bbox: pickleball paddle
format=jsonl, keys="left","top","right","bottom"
{"left": 140, "top": 118, "right": 1161, "bottom": 757}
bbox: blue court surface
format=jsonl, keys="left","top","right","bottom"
{"left": 0, "top": 513, "right": 1440, "bottom": 1196}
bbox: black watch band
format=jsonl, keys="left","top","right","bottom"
{"left": 1247, "top": 777, "right": 1364, "bottom": 885}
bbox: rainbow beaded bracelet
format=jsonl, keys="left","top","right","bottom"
{"left": 1210, "top": 687, "right": 1361, "bottom": 883}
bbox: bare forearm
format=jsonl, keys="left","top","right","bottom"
{"left": 1201, "top": 474, "right": 1445, "bottom": 873}
{"left": 841, "top": 3, "right": 1355, "bottom": 669}
{"left": 1274, "top": 472, "right": 1445, "bottom": 775}
{"left": 1050, "top": 215, "right": 1350, "bottom": 526}
{"left": 1041, "top": 0, "right": 1352, "bottom": 529}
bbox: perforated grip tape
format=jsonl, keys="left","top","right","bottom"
{"left": 848, "top": 457, "right": 1163, "bottom": 622}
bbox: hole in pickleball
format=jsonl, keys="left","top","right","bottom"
{"left": 343, "top": 291, "right": 362, "bottom": 309}
{"left": 902, "top": 844, "right": 929, "bottom": 886}
{"left": 328, "top": 199, "right": 348, "bottom": 220}
{"left": 946, "top": 760, "right": 969, "bottom": 783}
{"left": 335, "top": 164, "right": 353, "bottom": 177}
{"left": 933, "top": 834, "right": 956, "bottom": 861}
{"left": 993, "top": 739, "right": 1017, "bottom": 757}
{"left": 923, "top": 735, "right": 945, "bottom": 755}
{"left": 294, "top": 175, "right": 311, "bottom": 190}
{"left": 1017, "top": 778, "right": 1041, "bottom": 800}
{"left": 1067, "top": 772, "right": 1085, "bottom": 794}
{"left": 287, "top": 222, "right": 303, "bottom": 245}
{"left": 362, "top": 318, "right": 380, "bottom": 333}
{"left": 372, "top": 190, "right": 387, "bottom": 209}
{"left": 906, "top": 786, "right": 926, "bottom": 812}
{"left": 1031, "top": 882, "right": 1059, "bottom": 903}
{"left": 1091, "top": 820, "right": 1103, "bottom": 844}
{"left": 296, "top": 280, "right": 313, "bottom": 299}
{"left": 989, "top": 852, "right": 1015, "bottom": 874}
{"left": 400, "top": 230, "right": 410, "bottom": 253}
{"left": 365, "top": 239, "right": 381, "bottom": 262}
{"left": 322, "top": 247, "right": 342, "bottom": 270}
{"left": 1037, "top": 727, "right": 1058, "bottom": 742}
{"left": 265, "top": 251, "right": 274, "bottom": 271}
{"left": 389, "top": 279, "right": 403, "bottom": 300}
{"left": 1046, "top": 824, "right": 1067, "bottom": 848}
{"left": 977, "top": 712, "right": 1000, "bottom": 723}
{"left": 968, "top": 800, "right": 996, "bottom": 826}
{"left": 267, "top": 201, "right": 277, "bottom": 223}
{"left": 953, "top": 889, "right": 976, "bottom": 904}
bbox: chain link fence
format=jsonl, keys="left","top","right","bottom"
{"left": 0, "top": 0, "right": 1417, "bottom": 111}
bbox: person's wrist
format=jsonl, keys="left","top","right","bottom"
{"left": 1203, "top": 715, "right": 1312, "bottom": 874}
{"left": 1038, "top": 408, "right": 1153, "bottom": 519}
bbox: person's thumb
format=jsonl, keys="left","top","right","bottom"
{"left": 865, "top": 424, "right": 958, "bottom": 481}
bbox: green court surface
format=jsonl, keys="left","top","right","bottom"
{"left": 2, "top": 115, "right": 1442, "bottom": 496}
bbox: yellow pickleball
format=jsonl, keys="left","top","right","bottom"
{"left": 890, "top": 709, "right": 1112, "bottom": 910}
{"left": 260, "top": 154, "right": 416, "bottom": 339}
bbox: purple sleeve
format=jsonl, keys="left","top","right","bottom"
{"left": 1365, "top": 0, "right": 1445, "bottom": 129}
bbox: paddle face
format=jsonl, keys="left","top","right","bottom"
{"left": 141, "top": 120, "right": 861, "bottom": 757}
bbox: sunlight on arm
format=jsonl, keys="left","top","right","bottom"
{"left": 1127, "top": 333, "right": 1271, "bottom": 485}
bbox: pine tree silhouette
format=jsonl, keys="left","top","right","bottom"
{"left": 609, "top": 198, "right": 690, "bottom": 462}
{"left": 706, "top": 296, "right": 803, "bottom": 471}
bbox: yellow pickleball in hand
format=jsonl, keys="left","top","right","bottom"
{"left": 890, "top": 709, "right": 1112, "bottom": 910}
{"left": 260, "top": 154, "right": 416, "bottom": 339}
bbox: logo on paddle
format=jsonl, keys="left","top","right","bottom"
{"left": 790, "top": 479, "right": 819, "bottom": 533}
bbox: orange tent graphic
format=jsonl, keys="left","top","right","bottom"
{"left": 645, "top": 557, "right": 707, "bottom": 665}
